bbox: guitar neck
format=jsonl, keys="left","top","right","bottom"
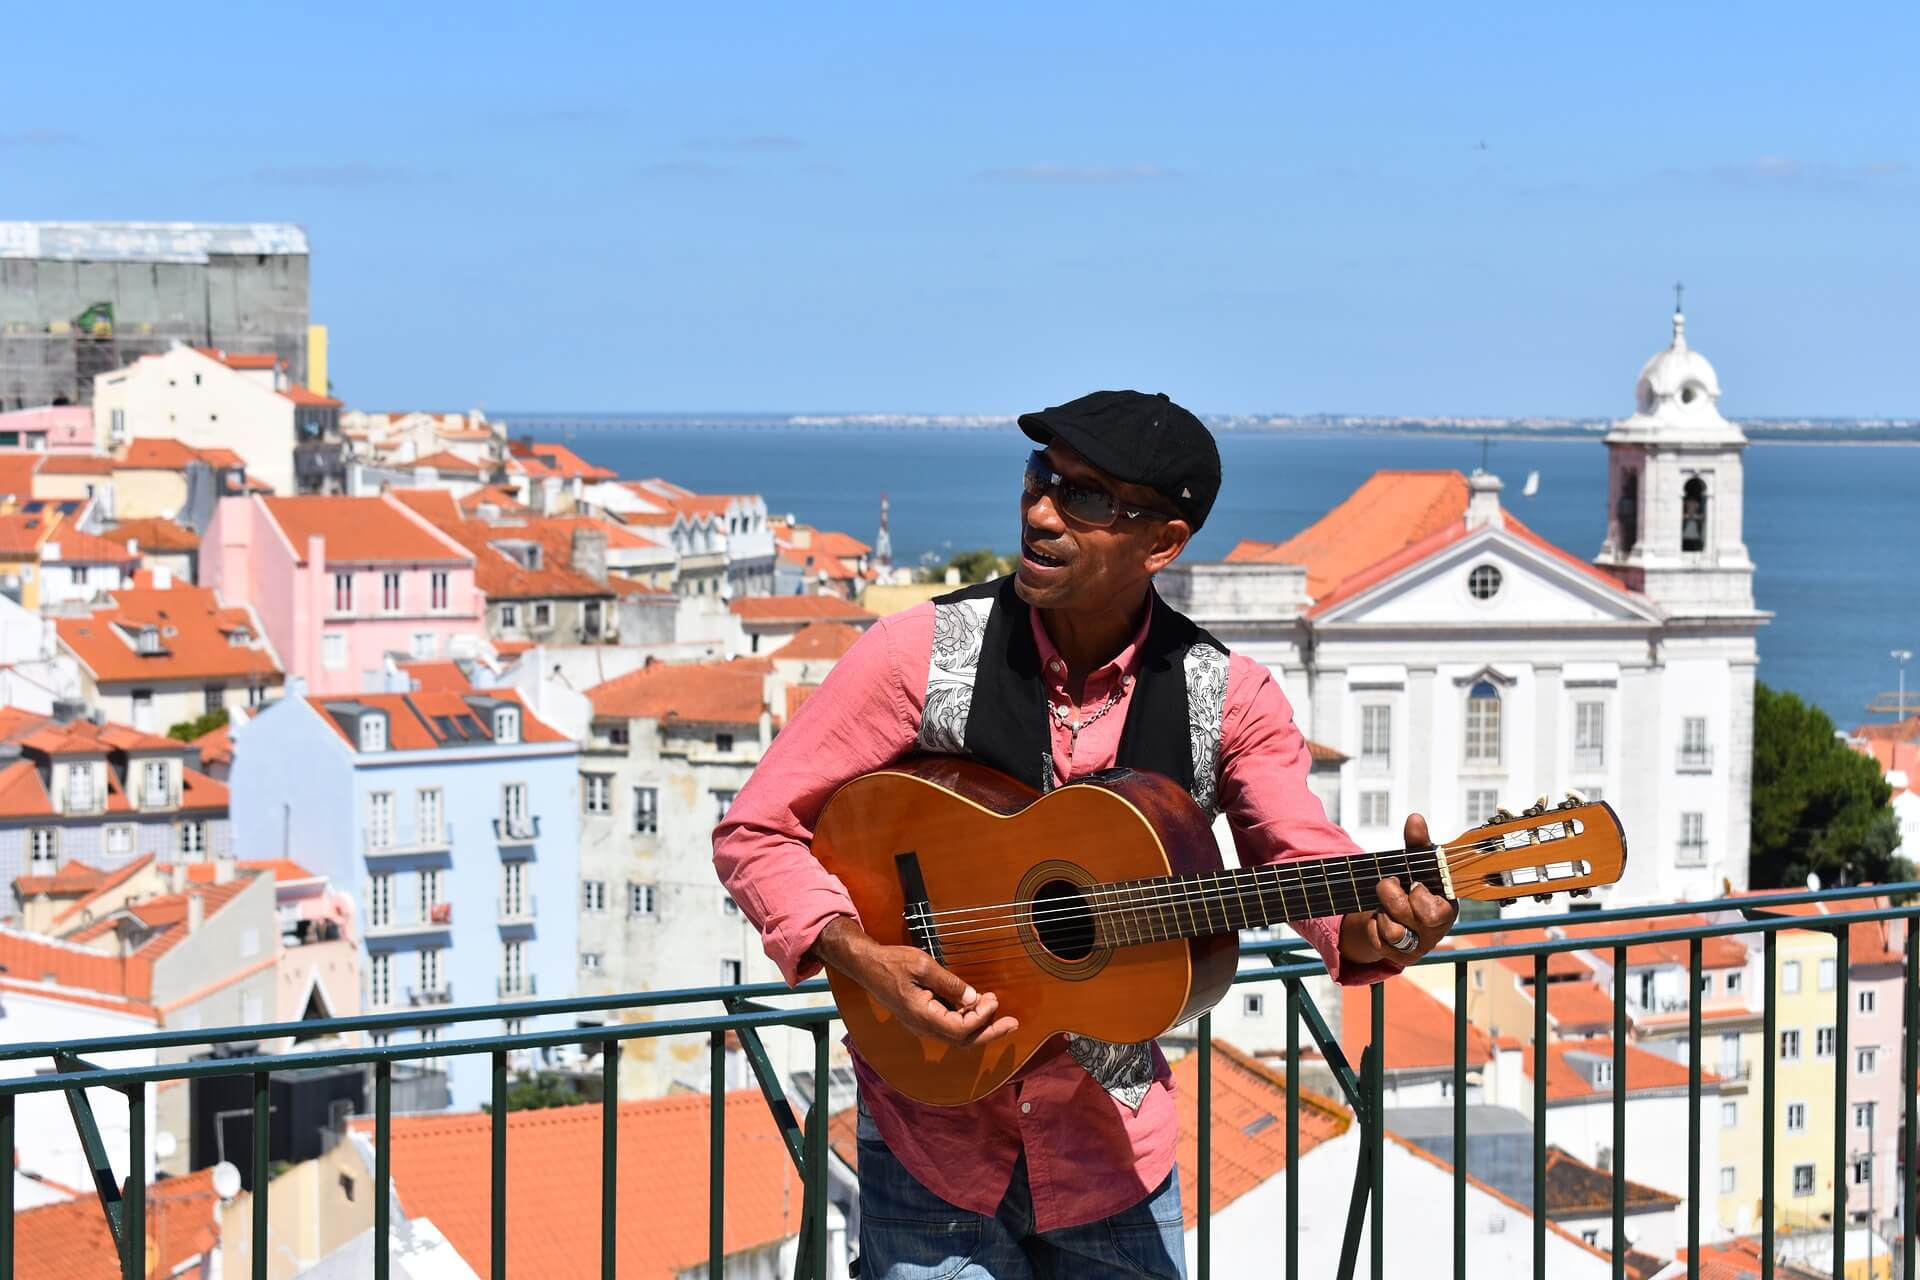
{"left": 1091, "top": 848, "right": 1449, "bottom": 947}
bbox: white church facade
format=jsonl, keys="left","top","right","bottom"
{"left": 1164, "top": 308, "right": 1766, "bottom": 905}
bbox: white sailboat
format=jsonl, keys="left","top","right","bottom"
{"left": 1522, "top": 470, "right": 1540, "bottom": 498}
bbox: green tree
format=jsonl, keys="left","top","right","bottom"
{"left": 1750, "top": 682, "right": 1905, "bottom": 888}
{"left": 480, "top": 1071, "right": 598, "bottom": 1113}
{"left": 167, "top": 707, "right": 229, "bottom": 742}
{"left": 940, "top": 548, "right": 1012, "bottom": 584}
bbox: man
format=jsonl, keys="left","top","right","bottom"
{"left": 715, "top": 390, "right": 1458, "bottom": 1279}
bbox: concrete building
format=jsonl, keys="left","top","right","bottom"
{"left": 0, "top": 221, "right": 310, "bottom": 410}
{"left": 577, "top": 654, "right": 827, "bottom": 1095}
{"left": 91, "top": 343, "right": 345, "bottom": 497}
{"left": 203, "top": 494, "right": 486, "bottom": 695}
{"left": 229, "top": 689, "right": 579, "bottom": 1109}
{"left": 1161, "top": 305, "right": 1767, "bottom": 905}
{"left": 52, "top": 571, "right": 283, "bottom": 732}
{"left": 37, "top": 526, "right": 139, "bottom": 607}
{"left": 0, "top": 709, "right": 233, "bottom": 887}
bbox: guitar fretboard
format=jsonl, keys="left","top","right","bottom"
{"left": 1085, "top": 849, "right": 1449, "bottom": 948}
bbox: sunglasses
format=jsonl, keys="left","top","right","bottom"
{"left": 1022, "top": 452, "right": 1180, "bottom": 528}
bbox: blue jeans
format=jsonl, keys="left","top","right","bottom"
{"left": 855, "top": 1114, "right": 1187, "bottom": 1279}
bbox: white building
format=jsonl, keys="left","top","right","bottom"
{"left": 1162, "top": 306, "right": 1766, "bottom": 904}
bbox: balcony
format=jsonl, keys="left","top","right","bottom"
{"left": 364, "top": 823, "right": 454, "bottom": 858}
{"left": 492, "top": 815, "right": 540, "bottom": 845}
{"left": 1677, "top": 745, "right": 1714, "bottom": 772}
{"left": 1572, "top": 747, "right": 1605, "bottom": 771}
{"left": 364, "top": 909, "right": 452, "bottom": 940}
{"left": 1677, "top": 840, "right": 1709, "bottom": 867}
{"left": 495, "top": 973, "right": 538, "bottom": 998}
{"left": 7, "top": 884, "right": 1917, "bottom": 1280}
{"left": 496, "top": 894, "right": 537, "bottom": 927}
{"left": 406, "top": 983, "right": 454, "bottom": 1007}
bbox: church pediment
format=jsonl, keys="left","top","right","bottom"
{"left": 1314, "top": 526, "right": 1664, "bottom": 628}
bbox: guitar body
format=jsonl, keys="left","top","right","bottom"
{"left": 813, "top": 756, "right": 1236, "bottom": 1105}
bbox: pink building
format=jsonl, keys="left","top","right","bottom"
{"left": 1842, "top": 915, "right": 1908, "bottom": 1223}
{"left": 204, "top": 494, "right": 486, "bottom": 695}
{"left": 0, "top": 405, "right": 94, "bottom": 452}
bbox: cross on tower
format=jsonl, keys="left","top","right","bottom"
{"left": 1674, "top": 281, "right": 1684, "bottom": 315}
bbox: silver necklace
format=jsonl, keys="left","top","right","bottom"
{"left": 1054, "top": 676, "right": 1131, "bottom": 757}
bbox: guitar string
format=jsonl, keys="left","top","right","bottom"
{"left": 921, "top": 842, "right": 1534, "bottom": 965}
{"left": 915, "top": 827, "right": 1543, "bottom": 944}
{"left": 915, "top": 826, "right": 1530, "bottom": 928}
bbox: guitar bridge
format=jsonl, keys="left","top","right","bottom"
{"left": 894, "top": 852, "right": 945, "bottom": 965}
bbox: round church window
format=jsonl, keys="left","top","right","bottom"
{"left": 1467, "top": 564, "right": 1503, "bottom": 600}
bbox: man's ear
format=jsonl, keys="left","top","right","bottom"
{"left": 1142, "top": 518, "right": 1192, "bottom": 576}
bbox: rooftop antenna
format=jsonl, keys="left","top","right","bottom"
{"left": 1674, "top": 281, "right": 1684, "bottom": 315}
{"left": 1479, "top": 434, "right": 1491, "bottom": 474}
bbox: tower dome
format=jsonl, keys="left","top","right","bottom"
{"left": 1633, "top": 309, "right": 1723, "bottom": 419}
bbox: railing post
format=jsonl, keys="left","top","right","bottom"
{"left": 1453, "top": 960, "right": 1467, "bottom": 1280}
{"left": 375, "top": 1060, "right": 391, "bottom": 1280}
{"left": 1370, "top": 981, "right": 1384, "bottom": 1280}
{"left": 1286, "top": 977, "right": 1300, "bottom": 1280}
{"left": 122, "top": 1084, "right": 144, "bottom": 1280}
{"left": 709, "top": 1029, "right": 726, "bottom": 1279}
{"left": 1688, "top": 936, "right": 1701, "bottom": 1278}
{"left": 1762, "top": 929, "right": 1776, "bottom": 1280}
{"left": 1831, "top": 925, "right": 1848, "bottom": 1280}
{"left": 492, "top": 1048, "right": 508, "bottom": 1279}
{"left": 603, "top": 1040, "right": 620, "bottom": 1280}
{"left": 807, "top": 1023, "right": 830, "bottom": 1280}
{"left": 1, "top": 1093, "right": 14, "bottom": 1280}
{"left": 1198, "top": 1011, "right": 1211, "bottom": 1280}
{"left": 1611, "top": 945, "right": 1626, "bottom": 1280}
{"left": 1533, "top": 953, "right": 1546, "bottom": 1280}
{"left": 252, "top": 1070, "right": 270, "bottom": 1280}
{"left": 1904, "top": 916, "right": 1917, "bottom": 1280}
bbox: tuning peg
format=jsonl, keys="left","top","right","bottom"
{"left": 1568, "top": 888, "right": 1594, "bottom": 899}
{"left": 1560, "top": 789, "right": 1587, "bottom": 809}
{"left": 1532, "top": 894, "right": 1554, "bottom": 904}
{"left": 1490, "top": 806, "right": 1517, "bottom": 826}
{"left": 1521, "top": 793, "right": 1550, "bottom": 817}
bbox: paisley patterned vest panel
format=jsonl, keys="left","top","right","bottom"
{"left": 914, "top": 576, "right": 1230, "bottom": 1108}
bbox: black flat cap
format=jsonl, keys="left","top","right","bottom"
{"left": 1018, "top": 390, "right": 1221, "bottom": 529}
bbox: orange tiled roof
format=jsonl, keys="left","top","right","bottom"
{"left": 1522, "top": 1036, "right": 1720, "bottom": 1101}
{"left": 400, "top": 660, "right": 474, "bottom": 693}
{"left": 396, "top": 497, "right": 622, "bottom": 600}
{"left": 1305, "top": 739, "right": 1348, "bottom": 764}
{"left": 729, "top": 596, "right": 876, "bottom": 624}
{"left": 109, "top": 516, "right": 200, "bottom": 553}
{"left": 42, "top": 527, "right": 139, "bottom": 566}
{"left": 1336, "top": 976, "right": 1494, "bottom": 1071}
{"left": 589, "top": 659, "right": 770, "bottom": 727}
{"left": 14, "top": 1166, "right": 219, "bottom": 1280}
{"left": 0, "top": 924, "right": 151, "bottom": 999}
{"left": 772, "top": 621, "right": 862, "bottom": 661}
{"left": 192, "top": 721, "right": 231, "bottom": 767}
{"left": 1536, "top": 979, "right": 1617, "bottom": 1032}
{"left": 309, "top": 689, "right": 567, "bottom": 752}
{"left": 261, "top": 496, "right": 468, "bottom": 565}
{"left": 1543, "top": 1145, "right": 1679, "bottom": 1216}
{"left": 194, "top": 347, "right": 281, "bottom": 372}
{"left": 36, "top": 454, "right": 115, "bottom": 476}
{"left": 56, "top": 583, "right": 282, "bottom": 685}
{"left": 0, "top": 513, "right": 59, "bottom": 556}
{"left": 409, "top": 450, "right": 490, "bottom": 475}
{"left": 354, "top": 1091, "right": 803, "bottom": 1279}
{"left": 1170, "top": 1041, "right": 1350, "bottom": 1224}
{"left": 13, "top": 859, "right": 107, "bottom": 899}
{"left": 1853, "top": 714, "right": 1920, "bottom": 745}
{"left": 166, "top": 858, "right": 317, "bottom": 885}
{"left": 117, "top": 438, "right": 205, "bottom": 470}
{"left": 1385, "top": 1132, "right": 1617, "bottom": 1268}
{"left": 458, "top": 484, "right": 530, "bottom": 516}
{"left": 506, "top": 440, "right": 616, "bottom": 481}
{"left": 0, "top": 451, "right": 42, "bottom": 500}
{"left": 1556, "top": 915, "right": 1749, "bottom": 970}
{"left": 1226, "top": 469, "right": 1640, "bottom": 614}
{"left": 785, "top": 683, "right": 818, "bottom": 722}
{"left": 48, "top": 854, "right": 157, "bottom": 926}
{"left": 279, "top": 385, "right": 341, "bottom": 408}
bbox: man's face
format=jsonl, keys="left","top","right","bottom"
{"left": 1014, "top": 441, "right": 1191, "bottom": 611}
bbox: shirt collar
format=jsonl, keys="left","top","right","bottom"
{"left": 1028, "top": 594, "right": 1155, "bottom": 684}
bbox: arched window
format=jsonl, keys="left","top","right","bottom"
{"left": 1616, "top": 472, "right": 1639, "bottom": 554}
{"left": 1464, "top": 680, "right": 1502, "bottom": 765}
{"left": 1681, "top": 477, "right": 1708, "bottom": 552}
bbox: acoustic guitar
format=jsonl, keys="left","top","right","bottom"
{"left": 813, "top": 755, "right": 1626, "bottom": 1105}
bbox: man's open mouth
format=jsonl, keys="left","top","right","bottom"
{"left": 1024, "top": 542, "right": 1068, "bottom": 568}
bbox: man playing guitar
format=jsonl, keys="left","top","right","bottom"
{"left": 715, "top": 390, "right": 1459, "bottom": 1278}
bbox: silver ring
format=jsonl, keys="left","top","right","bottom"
{"left": 1384, "top": 919, "right": 1420, "bottom": 953}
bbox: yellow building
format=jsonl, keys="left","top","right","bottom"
{"left": 0, "top": 504, "right": 70, "bottom": 610}
{"left": 1770, "top": 924, "right": 1845, "bottom": 1234}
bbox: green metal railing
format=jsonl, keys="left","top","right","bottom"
{"left": 1, "top": 882, "right": 1914, "bottom": 1280}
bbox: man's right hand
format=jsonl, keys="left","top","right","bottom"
{"left": 811, "top": 916, "right": 1019, "bottom": 1048}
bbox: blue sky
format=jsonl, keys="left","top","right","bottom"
{"left": 5, "top": 2, "right": 1915, "bottom": 416}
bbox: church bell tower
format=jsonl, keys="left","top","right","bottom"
{"left": 1594, "top": 295, "right": 1756, "bottom": 616}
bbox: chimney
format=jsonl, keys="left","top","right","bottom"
{"left": 186, "top": 892, "right": 204, "bottom": 932}
{"left": 152, "top": 565, "right": 172, "bottom": 591}
{"left": 1466, "top": 471, "right": 1505, "bottom": 531}
{"left": 213, "top": 859, "right": 235, "bottom": 885}
{"left": 571, "top": 527, "right": 609, "bottom": 584}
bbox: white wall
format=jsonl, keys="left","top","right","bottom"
{"left": 0, "top": 988, "right": 158, "bottom": 1191}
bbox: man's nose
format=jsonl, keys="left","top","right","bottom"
{"left": 1023, "top": 490, "right": 1066, "bottom": 533}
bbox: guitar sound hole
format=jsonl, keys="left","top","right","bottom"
{"left": 1031, "top": 880, "right": 1096, "bottom": 961}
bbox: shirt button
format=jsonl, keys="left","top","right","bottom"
{"left": 1048, "top": 659, "right": 1063, "bottom": 673}
{"left": 1020, "top": 1101, "right": 1033, "bottom": 1115}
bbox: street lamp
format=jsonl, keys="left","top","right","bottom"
{"left": 1895, "top": 650, "right": 1914, "bottom": 722}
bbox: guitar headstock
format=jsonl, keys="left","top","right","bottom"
{"left": 1442, "top": 793, "right": 1627, "bottom": 905}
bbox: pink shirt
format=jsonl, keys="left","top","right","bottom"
{"left": 714, "top": 598, "right": 1392, "bottom": 1231}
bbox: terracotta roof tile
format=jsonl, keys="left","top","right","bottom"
{"left": 1305, "top": 739, "right": 1348, "bottom": 764}
{"left": 0, "top": 924, "right": 150, "bottom": 999}
{"left": 108, "top": 517, "right": 200, "bottom": 553}
{"left": 309, "top": 689, "right": 566, "bottom": 752}
{"left": 400, "top": 660, "right": 474, "bottom": 693}
{"left": 409, "top": 450, "right": 490, "bottom": 475}
{"left": 261, "top": 496, "right": 469, "bottom": 565}
{"left": 1169, "top": 1041, "right": 1350, "bottom": 1224}
{"left": 0, "top": 451, "right": 42, "bottom": 500}
{"left": 1534, "top": 979, "right": 1617, "bottom": 1033}
{"left": 1522, "top": 1036, "right": 1720, "bottom": 1101}
{"left": 352, "top": 1091, "right": 801, "bottom": 1279}
{"left": 279, "top": 385, "right": 341, "bottom": 407}
{"left": 48, "top": 854, "right": 157, "bottom": 927}
{"left": 1226, "top": 471, "right": 1468, "bottom": 597}
{"left": 589, "top": 659, "right": 769, "bottom": 727}
{"left": 506, "top": 440, "right": 615, "bottom": 481}
{"left": 729, "top": 596, "right": 876, "bottom": 624}
{"left": 0, "top": 513, "right": 59, "bottom": 556}
{"left": 458, "top": 484, "right": 530, "bottom": 516}
{"left": 1336, "top": 977, "right": 1494, "bottom": 1071}
{"left": 117, "top": 438, "right": 205, "bottom": 470}
{"left": 56, "top": 583, "right": 282, "bottom": 686}
{"left": 194, "top": 347, "right": 281, "bottom": 372}
{"left": 36, "top": 454, "right": 115, "bottom": 475}
{"left": 1543, "top": 1145, "right": 1679, "bottom": 1216}
{"left": 192, "top": 722, "right": 231, "bottom": 767}
{"left": 13, "top": 859, "right": 107, "bottom": 899}
{"left": 42, "top": 527, "right": 139, "bottom": 566}
{"left": 13, "top": 1166, "right": 219, "bottom": 1280}
{"left": 1385, "top": 1133, "right": 1616, "bottom": 1268}
{"left": 1556, "top": 915, "right": 1749, "bottom": 970}
{"left": 772, "top": 621, "right": 863, "bottom": 661}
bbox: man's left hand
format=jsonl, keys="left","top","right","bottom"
{"left": 1337, "top": 812, "right": 1459, "bottom": 968}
